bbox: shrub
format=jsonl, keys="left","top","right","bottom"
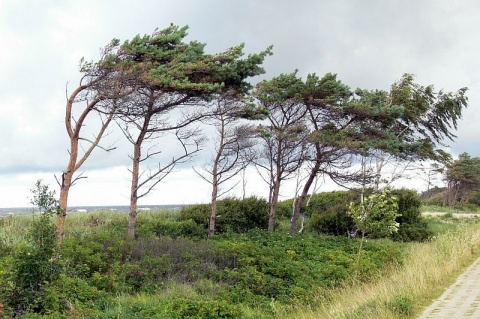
{"left": 180, "top": 197, "right": 269, "bottom": 234}
{"left": 6, "top": 181, "right": 62, "bottom": 314}
{"left": 308, "top": 209, "right": 355, "bottom": 236}
{"left": 279, "top": 190, "right": 363, "bottom": 220}
{"left": 165, "top": 298, "right": 240, "bottom": 319}
{"left": 36, "top": 274, "right": 107, "bottom": 315}
{"left": 391, "top": 189, "right": 433, "bottom": 242}
{"left": 306, "top": 190, "right": 361, "bottom": 235}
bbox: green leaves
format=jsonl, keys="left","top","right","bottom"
{"left": 117, "top": 25, "right": 272, "bottom": 96}
{"left": 390, "top": 73, "right": 468, "bottom": 143}
{"left": 348, "top": 187, "right": 401, "bottom": 238}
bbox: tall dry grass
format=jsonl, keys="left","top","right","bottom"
{"left": 0, "top": 214, "right": 36, "bottom": 246}
{"left": 283, "top": 221, "right": 480, "bottom": 319}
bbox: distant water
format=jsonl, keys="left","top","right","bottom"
{"left": 0, "top": 205, "right": 184, "bottom": 217}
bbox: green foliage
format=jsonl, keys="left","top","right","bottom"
{"left": 301, "top": 190, "right": 362, "bottom": 235}
{"left": 180, "top": 197, "right": 269, "bottom": 234}
{"left": 308, "top": 209, "right": 356, "bottom": 236}
{"left": 469, "top": 191, "right": 480, "bottom": 207}
{"left": 445, "top": 153, "right": 480, "bottom": 208}
{"left": 164, "top": 298, "right": 240, "bottom": 319}
{"left": 138, "top": 218, "right": 206, "bottom": 239}
{"left": 36, "top": 274, "right": 107, "bottom": 315}
{"left": 213, "top": 231, "right": 402, "bottom": 306}
{"left": 392, "top": 189, "right": 433, "bottom": 242}
{"left": 119, "top": 24, "right": 272, "bottom": 95}
{"left": 4, "top": 181, "right": 61, "bottom": 314}
{"left": 393, "top": 189, "right": 422, "bottom": 224}
{"left": 1, "top": 206, "right": 407, "bottom": 317}
{"left": 388, "top": 294, "right": 414, "bottom": 316}
{"left": 348, "top": 187, "right": 400, "bottom": 239}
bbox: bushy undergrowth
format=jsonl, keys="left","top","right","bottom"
{"left": 285, "top": 189, "right": 433, "bottom": 242}
{"left": 0, "top": 211, "right": 403, "bottom": 318}
{"left": 179, "top": 196, "right": 269, "bottom": 234}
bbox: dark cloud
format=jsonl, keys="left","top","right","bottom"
{"left": 1, "top": 0, "right": 479, "bottom": 206}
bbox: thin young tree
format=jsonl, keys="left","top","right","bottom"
{"left": 194, "top": 94, "right": 259, "bottom": 237}
{"left": 114, "top": 25, "right": 272, "bottom": 238}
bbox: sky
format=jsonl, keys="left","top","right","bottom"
{"left": 0, "top": 0, "right": 479, "bottom": 208}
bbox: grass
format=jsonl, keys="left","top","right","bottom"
{"left": 281, "top": 219, "right": 480, "bottom": 318}
{"left": 0, "top": 214, "right": 37, "bottom": 246}
{"left": 2, "top": 209, "right": 480, "bottom": 318}
{"left": 421, "top": 204, "right": 480, "bottom": 214}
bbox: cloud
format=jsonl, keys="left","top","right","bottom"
{"left": 1, "top": 0, "right": 479, "bottom": 207}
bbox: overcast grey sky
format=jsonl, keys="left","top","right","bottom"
{"left": 1, "top": 0, "right": 479, "bottom": 207}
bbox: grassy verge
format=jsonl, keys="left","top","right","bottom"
{"left": 421, "top": 204, "right": 480, "bottom": 214}
{"left": 1, "top": 210, "right": 479, "bottom": 318}
{"left": 283, "top": 219, "right": 480, "bottom": 318}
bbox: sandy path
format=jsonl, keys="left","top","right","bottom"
{"left": 418, "top": 257, "right": 480, "bottom": 318}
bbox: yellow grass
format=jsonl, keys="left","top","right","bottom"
{"left": 282, "top": 221, "right": 480, "bottom": 319}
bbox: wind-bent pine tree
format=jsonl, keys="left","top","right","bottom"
{"left": 444, "top": 153, "right": 480, "bottom": 208}
{"left": 114, "top": 24, "right": 272, "bottom": 238}
{"left": 58, "top": 40, "right": 133, "bottom": 243}
{"left": 253, "top": 72, "right": 308, "bottom": 231}
{"left": 289, "top": 73, "right": 468, "bottom": 234}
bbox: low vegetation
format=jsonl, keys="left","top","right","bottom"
{"left": 1, "top": 187, "right": 479, "bottom": 318}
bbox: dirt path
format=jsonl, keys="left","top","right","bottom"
{"left": 418, "top": 257, "right": 480, "bottom": 318}
{"left": 422, "top": 212, "right": 479, "bottom": 218}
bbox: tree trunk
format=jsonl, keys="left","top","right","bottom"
{"left": 57, "top": 137, "right": 79, "bottom": 244}
{"left": 268, "top": 178, "right": 281, "bottom": 232}
{"left": 57, "top": 172, "right": 72, "bottom": 244}
{"left": 290, "top": 159, "right": 320, "bottom": 234}
{"left": 208, "top": 189, "right": 217, "bottom": 237}
{"left": 128, "top": 141, "right": 141, "bottom": 238}
{"left": 209, "top": 175, "right": 219, "bottom": 238}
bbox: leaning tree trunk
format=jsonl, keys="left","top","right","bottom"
{"left": 290, "top": 159, "right": 321, "bottom": 234}
{"left": 57, "top": 169, "right": 74, "bottom": 243}
{"left": 57, "top": 129, "right": 81, "bottom": 244}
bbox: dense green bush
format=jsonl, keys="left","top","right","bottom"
{"left": 180, "top": 197, "right": 269, "bottom": 234}
{"left": 213, "top": 230, "right": 402, "bottom": 306}
{"left": 391, "top": 189, "right": 433, "bottom": 242}
{"left": 278, "top": 190, "right": 363, "bottom": 220}
{"left": 305, "top": 190, "right": 361, "bottom": 235}
{"left": 303, "top": 189, "right": 432, "bottom": 241}
{"left": 308, "top": 209, "right": 356, "bottom": 236}
{"left": 36, "top": 274, "right": 107, "bottom": 315}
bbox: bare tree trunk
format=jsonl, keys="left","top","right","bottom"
{"left": 209, "top": 188, "right": 218, "bottom": 238}
{"left": 209, "top": 172, "right": 219, "bottom": 238}
{"left": 128, "top": 141, "right": 141, "bottom": 238}
{"left": 290, "top": 159, "right": 320, "bottom": 234}
{"left": 268, "top": 178, "right": 281, "bottom": 231}
{"left": 57, "top": 168, "right": 74, "bottom": 243}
